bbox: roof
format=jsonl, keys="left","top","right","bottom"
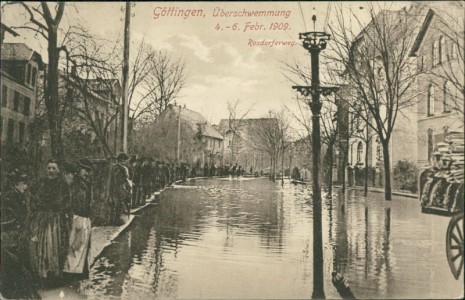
{"left": 202, "top": 124, "right": 223, "bottom": 139}
{"left": 352, "top": 9, "right": 400, "bottom": 44}
{"left": 162, "top": 105, "right": 223, "bottom": 140}
{"left": 61, "top": 73, "right": 113, "bottom": 105}
{"left": 409, "top": 9, "right": 435, "bottom": 56}
{"left": 2, "top": 43, "right": 34, "bottom": 61}
{"left": 1, "top": 23, "right": 19, "bottom": 37}
{"left": 409, "top": 2, "right": 464, "bottom": 57}
{"left": 1, "top": 43, "right": 43, "bottom": 67}
{"left": 179, "top": 106, "right": 206, "bottom": 124}
{"left": 85, "top": 78, "right": 121, "bottom": 92}
{"left": 218, "top": 118, "right": 277, "bottom": 133}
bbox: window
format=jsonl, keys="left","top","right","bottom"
{"left": 451, "top": 42, "right": 457, "bottom": 60}
{"left": 31, "top": 67, "right": 37, "bottom": 87}
{"left": 427, "top": 128, "right": 434, "bottom": 162}
{"left": 26, "top": 64, "right": 32, "bottom": 85}
{"left": 443, "top": 81, "right": 451, "bottom": 113}
{"left": 439, "top": 36, "right": 445, "bottom": 64}
{"left": 19, "top": 122, "right": 25, "bottom": 144}
{"left": 1, "top": 85, "right": 7, "bottom": 107}
{"left": 17, "top": 65, "right": 25, "bottom": 82}
{"left": 348, "top": 113, "right": 353, "bottom": 133}
{"left": 427, "top": 85, "right": 435, "bottom": 116}
{"left": 7, "top": 119, "right": 14, "bottom": 145}
{"left": 23, "top": 97, "right": 31, "bottom": 116}
{"left": 13, "top": 91, "right": 20, "bottom": 112}
{"left": 432, "top": 40, "right": 439, "bottom": 67}
{"left": 100, "top": 112, "right": 105, "bottom": 129}
{"left": 357, "top": 142, "right": 363, "bottom": 164}
{"left": 419, "top": 55, "right": 424, "bottom": 72}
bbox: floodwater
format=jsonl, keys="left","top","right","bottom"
{"left": 75, "top": 178, "right": 463, "bottom": 299}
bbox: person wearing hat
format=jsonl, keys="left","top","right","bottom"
{"left": 117, "top": 152, "right": 129, "bottom": 162}
{"left": 110, "top": 153, "right": 132, "bottom": 225}
{"left": 63, "top": 159, "right": 93, "bottom": 278}
{"left": 62, "top": 161, "right": 78, "bottom": 186}
{"left": 3, "top": 169, "right": 30, "bottom": 251}
{"left": 21, "top": 159, "right": 72, "bottom": 283}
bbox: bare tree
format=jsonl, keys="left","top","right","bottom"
{"left": 225, "top": 99, "right": 253, "bottom": 164}
{"left": 276, "top": 110, "right": 292, "bottom": 186}
{"left": 252, "top": 110, "right": 291, "bottom": 183}
{"left": 320, "top": 97, "right": 339, "bottom": 198}
{"left": 327, "top": 3, "right": 423, "bottom": 200}
{"left": 126, "top": 38, "right": 157, "bottom": 121}
{"left": 253, "top": 113, "right": 280, "bottom": 181}
{"left": 3, "top": 2, "right": 67, "bottom": 158}
{"left": 349, "top": 101, "right": 377, "bottom": 196}
{"left": 284, "top": 97, "right": 315, "bottom": 182}
{"left": 138, "top": 51, "right": 187, "bottom": 120}
{"left": 62, "top": 34, "right": 122, "bottom": 157}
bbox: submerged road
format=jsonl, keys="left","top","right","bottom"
{"left": 59, "top": 178, "right": 463, "bottom": 299}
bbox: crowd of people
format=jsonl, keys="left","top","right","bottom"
{"left": 0, "top": 153, "right": 253, "bottom": 298}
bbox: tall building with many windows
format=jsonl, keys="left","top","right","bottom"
{"left": 409, "top": 2, "right": 464, "bottom": 166}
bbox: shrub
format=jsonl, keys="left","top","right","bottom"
{"left": 393, "top": 160, "right": 419, "bottom": 193}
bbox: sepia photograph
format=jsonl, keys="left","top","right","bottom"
{"left": 0, "top": 1, "right": 464, "bottom": 299}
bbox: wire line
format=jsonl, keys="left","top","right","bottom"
{"left": 323, "top": 2, "right": 332, "bottom": 32}
{"left": 298, "top": 2, "right": 308, "bottom": 31}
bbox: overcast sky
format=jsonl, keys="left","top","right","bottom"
{"left": 2, "top": 1, "right": 411, "bottom": 127}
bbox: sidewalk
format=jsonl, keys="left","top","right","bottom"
{"left": 89, "top": 178, "right": 192, "bottom": 266}
{"left": 335, "top": 185, "right": 418, "bottom": 199}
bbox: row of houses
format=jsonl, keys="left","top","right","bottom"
{"left": 1, "top": 21, "right": 274, "bottom": 172}
{"left": 131, "top": 104, "right": 276, "bottom": 172}
{"left": 1, "top": 23, "right": 123, "bottom": 166}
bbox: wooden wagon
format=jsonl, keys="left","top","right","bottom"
{"left": 418, "top": 131, "right": 464, "bottom": 280}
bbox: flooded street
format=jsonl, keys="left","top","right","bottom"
{"left": 76, "top": 178, "right": 463, "bottom": 299}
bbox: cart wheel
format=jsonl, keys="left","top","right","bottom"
{"left": 446, "top": 213, "right": 464, "bottom": 280}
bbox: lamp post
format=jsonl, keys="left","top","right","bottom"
{"left": 292, "top": 15, "right": 338, "bottom": 299}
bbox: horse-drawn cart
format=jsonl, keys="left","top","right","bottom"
{"left": 418, "top": 131, "right": 464, "bottom": 280}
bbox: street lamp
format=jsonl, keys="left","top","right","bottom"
{"left": 292, "top": 14, "right": 339, "bottom": 300}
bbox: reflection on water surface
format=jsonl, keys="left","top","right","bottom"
{"left": 78, "top": 178, "right": 463, "bottom": 299}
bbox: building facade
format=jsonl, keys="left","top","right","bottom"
{"left": 133, "top": 104, "right": 223, "bottom": 166}
{"left": 1, "top": 43, "right": 43, "bottom": 147}
{"left": 218, "top": 118, "right": 274, "bottom": 173}
{"left": 409, "top": 3, "right": 464, "bottom": 167}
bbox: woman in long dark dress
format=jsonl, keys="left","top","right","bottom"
{"left": 21, "top": 160, "right": 72, "bottom": 284}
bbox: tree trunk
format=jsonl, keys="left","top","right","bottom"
{"left": 231, "top": 133, "right": 235, "bottom": 163}
{"left": 270, "top": 156, "right": 275, "bottom": 181}
{"left": 45, "top": 29, "right": 63, "bottom": 159}
{"left": 381, "top": 139, "right": 392, "bottom": 201}
{"left": 281, "top": 147, "right": 284, "bottom": 186}
{"left": 364, "top": 139, "right": 369, "bottom": 197}
{"left": 341, "top": 145, "right": 347, "bottom": 194}
{"left": 269, "top": 156, "right": 272, "bottom": 181}
{"left": 327, "top": 144, "right": 333, "bottom": 198}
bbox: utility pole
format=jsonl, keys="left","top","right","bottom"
{"left": 293, "top": 15, "right": 338, "bottom": 299}
{"left": 121, "top": 2, "right": 131, "bottom": 153}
